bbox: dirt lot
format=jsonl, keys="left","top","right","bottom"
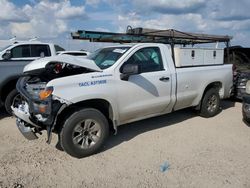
{"left": 0, "top": 101, "right": 250, "bottom": 188}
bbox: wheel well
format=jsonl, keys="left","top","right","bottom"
{"left": 196, "top": 82, "right": 222, "bottom": 110}
{"left": 54, "top": 99, "right": 115, "bottom": 133}
{"left": 204, "top": 82, "right": 222, "bottom": 94}
{"left": 0, "top": 79, "right": 18, "bottom": 103}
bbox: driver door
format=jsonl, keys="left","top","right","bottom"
{"left": 115, "top": 46, "right": 172, "bottom": 124}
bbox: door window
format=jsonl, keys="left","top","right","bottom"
{"left": 31, "top": 45, "right": 51, "bottom": 57}
{"left": 11, "top": 45, "right": 31, "bottom": 58}
{"left": 123, "top": 47, "right": 164, "bottom": 73}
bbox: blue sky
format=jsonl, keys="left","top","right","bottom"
{"left": 0, "top": 0, "right": 249, "bottom": 51}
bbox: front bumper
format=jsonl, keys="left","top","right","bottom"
{"left": 16, "top": 118, "right": 38, "bottom": 140}
{"left": 12, "top": 103, "right": 40, "bottom": 140}
{"left": 12, "top": 76, "right": 67, "bottom": 142}
{"left": 12, "top": 101, "right": 66, "bottom": 142}
{"left": 12, "top": 104, "right": 38, "bottom": 127}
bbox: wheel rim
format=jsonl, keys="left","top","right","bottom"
{"left": 72, "top": 119, "right": 102, "bottom": 149}
{"left": 206, "top": 94, "right": 218, "bottom": 113}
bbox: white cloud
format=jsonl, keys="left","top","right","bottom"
{"left": 111, "top": 0, "right": 250, "bottom": 46}
{"left": 117, "top": 12, "right": 142, "bottom": 31}
{"left": 233, "top": 32, "right": 249, "bottom": 46}
{"left": 94, "top": 27, "right": 111, "bottom": 32}
{"left": 86, "top": 0, "right": 125, "bottom": 6}
{"left": 207, "top": 0, "right": 250, "bottom": 21}
{"left": 133, "top": 0, "right": 206, "bottom": 14}
{"left": 55, "top": 1, "right": 85, "bottom": 19}
{"left": 0, "top": 0, "right": 249, "bottom": 47}
{"left": 86, "top": 0, "right": 101, "bottom": 6}
{"left": 116, "top": 13, "right": 208, "bottom": 33}
{"left": 0, "top": 0, "right": 86, "bottom": 39}
{"left": 0, "top": 0, "right": 28, "bottom": 22}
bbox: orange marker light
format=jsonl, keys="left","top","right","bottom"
{"left": 39, "top": 87, "right": 53, "bottom": 100}
{"left": 39, "top": 105, "right": 47, "bottom": 113}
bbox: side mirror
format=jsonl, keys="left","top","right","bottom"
{"left": 120, "top": 63, "right": 140, "bottom": 81}
{"left": 2, "top": 50, "right": 11, "bottom": 60}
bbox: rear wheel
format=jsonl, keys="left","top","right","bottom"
{"left": 200, "top": 88, "right": 220, "bottom": 118}
{"left": 60, "top": 108, "right": 109, "bottom": 158}
{"left": 5, "top": 89, "right": 21, "bottom": 115}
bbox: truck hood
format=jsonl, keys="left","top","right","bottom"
{"left": 23, "top": 55, "right": 102, "bottom": 73}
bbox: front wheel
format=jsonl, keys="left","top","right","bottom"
{"left": 200, "top": 88, "right": 220, "bottom": 118}
{"left": 59, "top": 108, "right": 109, "bottom": 158}
{"left": 5, "top": 89, "right": 21, "bottom": 115}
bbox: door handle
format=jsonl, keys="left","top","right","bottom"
{"left": 159, "top": 76, "right": 170, "bottom": 81}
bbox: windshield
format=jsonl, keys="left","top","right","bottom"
{"left": 0, "top": 45, "right": 12, "bottom": 52}
{"left": 54, "top": 45, "right": 65, "bottom": 52}
{"left": 87, "top": 47, "right": 130, "bottom": 69}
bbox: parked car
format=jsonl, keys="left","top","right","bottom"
{"left": 234, "top": 71, "right": 250, "bottom": 99}
{"left": 57, "top": 50, "right": 90, "bottom": 57}
{"left": 0, "top": 41, "right": 65, "bottom": 114}
{"left": 226, "top": 46, "right": 250, "bottom": 99}
{"left": 242, "top": 80, "right": 250, "bottom": 124}
{"left": 12, "top": 43, "right": 233, "bottom": 158}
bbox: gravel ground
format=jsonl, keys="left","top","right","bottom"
{"left": 0, "top": 100, "right": 250, "bottom": 188}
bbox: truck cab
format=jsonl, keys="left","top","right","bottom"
{"left": 0, "top": 41, "right": 64, "bottom": 61}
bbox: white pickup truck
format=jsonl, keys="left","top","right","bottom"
{"left": 12, "top": 43, "right": 233, "bottom": 158}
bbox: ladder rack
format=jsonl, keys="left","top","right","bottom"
{"left": 71, "top": 27, "right": 232, "bottom": 45}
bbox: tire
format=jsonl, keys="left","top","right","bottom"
{"left": 60, "top": 108, "right": 109, "bottom": 158}
{"left": 242, "top": 112, "right": 250, "bottom": 124}
{"left": 200, "top": 88, "right": 220, "bottom": 118}
{"left": 4, "top": 89, "right": 20, "bottom": 115}
{"left": 242, "top": 105, "right": 250, "bottom": 125}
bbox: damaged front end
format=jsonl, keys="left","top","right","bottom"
{"left": 12, "top": 76, "right": 68, "bottom": 143}
{"left": 12, "top": 55, "right": 101, "bottom": 143}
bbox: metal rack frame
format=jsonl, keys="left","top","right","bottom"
{"left": 71, "top": 26, "right": 233, "bottom": 63}
{"left": 71, "top": 27, "right": 232, "bottom": 45}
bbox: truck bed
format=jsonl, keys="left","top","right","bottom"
{"left": 174, "top": 64, "right": 233, "bottom": 110}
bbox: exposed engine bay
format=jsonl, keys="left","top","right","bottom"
{"left": 11, "top": 54, "right": 103, "bottom": 143}
{"left": 27, "top": 62, "right": 94, "bottom": 81}
{"left": 12, "top": 61, "right": 96, "bottom": 143}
